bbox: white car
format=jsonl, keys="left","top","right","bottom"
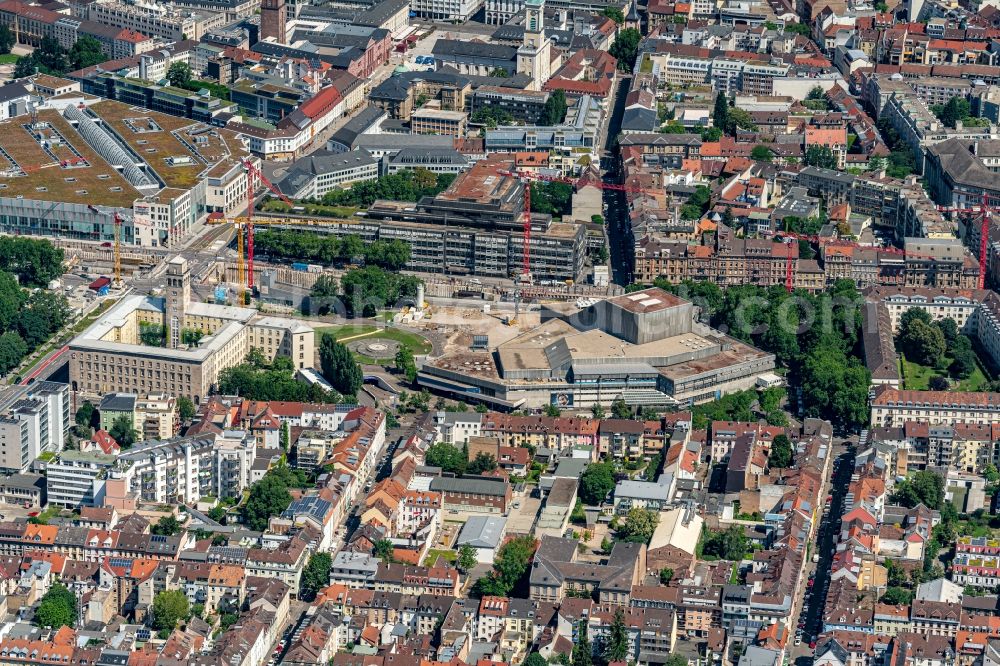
{"left": 794, "top": 637, "right": 802, "bottom": 646}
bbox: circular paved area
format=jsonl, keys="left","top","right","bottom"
{"left": 347, "top": 338, "right": 402, "bottom": 359}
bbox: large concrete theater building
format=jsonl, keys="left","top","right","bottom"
{"left": 417, "top": 287, "right": 776, "bottom": 410}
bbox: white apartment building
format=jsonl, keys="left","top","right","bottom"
{"left": 434, "top": 412, "right": 483, "bottom": 444}
{"left": 47, "top": 451, "right": 118, "bottom": 508}
{"left": 396, "top": 490, "right": 443, "bottom": 541}
{"left": 113, "top": 432, "right": 256, "bottom": 504}
{"left": 410, "top": 0, "right": 484, "bottom": 22}
{"left": 0, "top": 381, "right": 70, "bottom": 473}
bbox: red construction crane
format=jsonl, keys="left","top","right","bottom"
{"left": 496, "top": 168, "right": 661, "bottom": 280}
{"left": 935, "top": 189, "right": 997, "bottom": 290}
{"left": 240, "top": 157, "right": 294, "bottom": 289}
{"left": 784, "top": 238, "right": 795, "bottom": 293}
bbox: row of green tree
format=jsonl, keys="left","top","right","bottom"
{"left": 529, "top": 181, "right": 574, "bottom": 218}
{"left": 428, "top": 446, "right": 500, "bottom": 477}
{"left": 0, "top": 238, "right": 71, "bottom": 377}
{"left": 690, "top": 387, "right": 788, "bottom": 432}
{"left": 473, "top": 535, "right": 536, "bottom": 597}
{"left": 255, "top": 231, "right": 412, "bottom": 271}
{"left": 311, "top": 267, "right": 421, "bottom": 318}
{"left": 930, "top": 96, "right": 988, "bottom": 130}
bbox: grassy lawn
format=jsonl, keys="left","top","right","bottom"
{"left": 0, "top": 54, "right": 18, "bottom": 64}
{"left": 317, "top": 325, "right": 378, "bottom": 340}
{"left": 901, "top": 354, "right": 990, "bottom": 391}
{"left": 318, "top": 324, "right": 432, "bottom": 365}
{"left": 424, "top": 548, "right": 457, "bottom": 566}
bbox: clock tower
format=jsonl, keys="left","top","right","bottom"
{"left": 517, "top": 0, "right": 553, "bottom": 91}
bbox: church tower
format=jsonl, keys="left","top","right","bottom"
{"left": 517, "top": 0, "right": 553, "bottom": 91}
{"left": 260, "top": 0, "right": 287, "bottom": 43}
{"left": 165, "top": 256, "right": 190, "bottom": 349}
{"left": 625, "top": 0, "right": 640, "bottom": 31}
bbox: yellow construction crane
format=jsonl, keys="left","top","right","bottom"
{"left": 112, "top": 212, "right": 123, "bottom": 289}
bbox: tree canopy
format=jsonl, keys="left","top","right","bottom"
{"left": 751, "top": 145, "right": 773, "bottom": 162}
{"left": 604, "top": 609, "right": 629, "bottom": 662}
{"left": 394, "top": 346, "right": 417, "bottom": 383}
{"left": 109, "top": 415, "right": 138, "bottom": 449}
{"left": 471, "top": 105, "right": 514, "bottom": 129}
{"left": 700, "top": 525, "right": 748, "bottom": 560}
{"left": 35, "top": 584, "right": 77, "bottom": 629}
{"left": 804, "top": 145, "right": 838, "bottom": 169}
{"left": 680, "top": 185, "right": 711, "bottom": 221}
{"left": 573, "top": 618, "right": 593, "bottom": 666}
{"left": 339, "top": 266, "right": 421, "bottom": 317}
{"left": 529, "top": 181, "right": 573, "bottom": 217}
{"left": 0, "top": 25, "right": 14, "bottom": 55}
{"left": 240, "top": 468, "right": 295, "bottom": 531}
{"left": 425, "top": 442, "right": 467, "bottom": 476}
{"left": 219, "top": 350, "right": 342, "bottom": 403}
{"left": 899, "top": 319, "right": 946, "bottom": 367}
{"left": 300, "top": 552, "right": 332, "bottom": 601}
{"left": 601, "top": 6, "right": 625, "bottom": 22}
{"left": 457, "top": 544, "right": 478, "bottom": 573}
{"left": 68, "top": 36, "right": 106, "bottom": 71}
{"left": 474, "top": 535, "right": 536, "bottom": 597}
{"left": 14, "top": 36, "right": 67, "bottom": 77}
{"left": 177, "top": 396, "right": 196, "bottom": 421}
{"left": 467, "top": 452, "right": 498, "bottom": 475}
{"left": 768, "top": 434, "right": 793, "bottom": 469}
{"left": 319, "top": 168, "right": 455, "bottom": 208}
{"left": 892, "top": 471, "right": 945, "bottom": 510}
{"left": 75, "top": 401, "right": 96, "bottom": 429}
{"left": 615, "top": 508, "right": 659, "bottom": 543}
{"left": 609, "top": 28, "right": 641, "bottom": 71}
{"left": 881, "top": 586, "right": 912, "bottom": 605}
{"left": 579, "top": 461, "right": 615, "bottom": 505}
{"left": 167, "top": 61, "right": 193, "bottom": 88}
{"left": 152, "top": 589, "right": 189, "bottom": 632}
{"left": 934, "top": 96, "right": 972, "bottom": 129}
{"left": 151, "top": 515, "right": 182, "bottom": 536}
{"left": 541, "top": 89, "right": 568, "bottom": 125}
{"left": 319, "top": 336, "right": 363, "bottom": 396}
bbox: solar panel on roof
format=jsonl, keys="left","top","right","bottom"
{"left": 108, "top": 558, "right": 131, "bottom": 569}
{"left": 150, "top": 535, "right": 167, "bottom": 542}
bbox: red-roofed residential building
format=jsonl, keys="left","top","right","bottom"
{"left": 805, "top": 126, "right": 848, "bottom": 169}
{"left": 543, "top": 50, "right": 618, "bottom": 98}
{"left": 82, "top": 429, "right": 121, "bottom": 456}
{"left": 112, "top": 29, "right": 157, "bottom": 59}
